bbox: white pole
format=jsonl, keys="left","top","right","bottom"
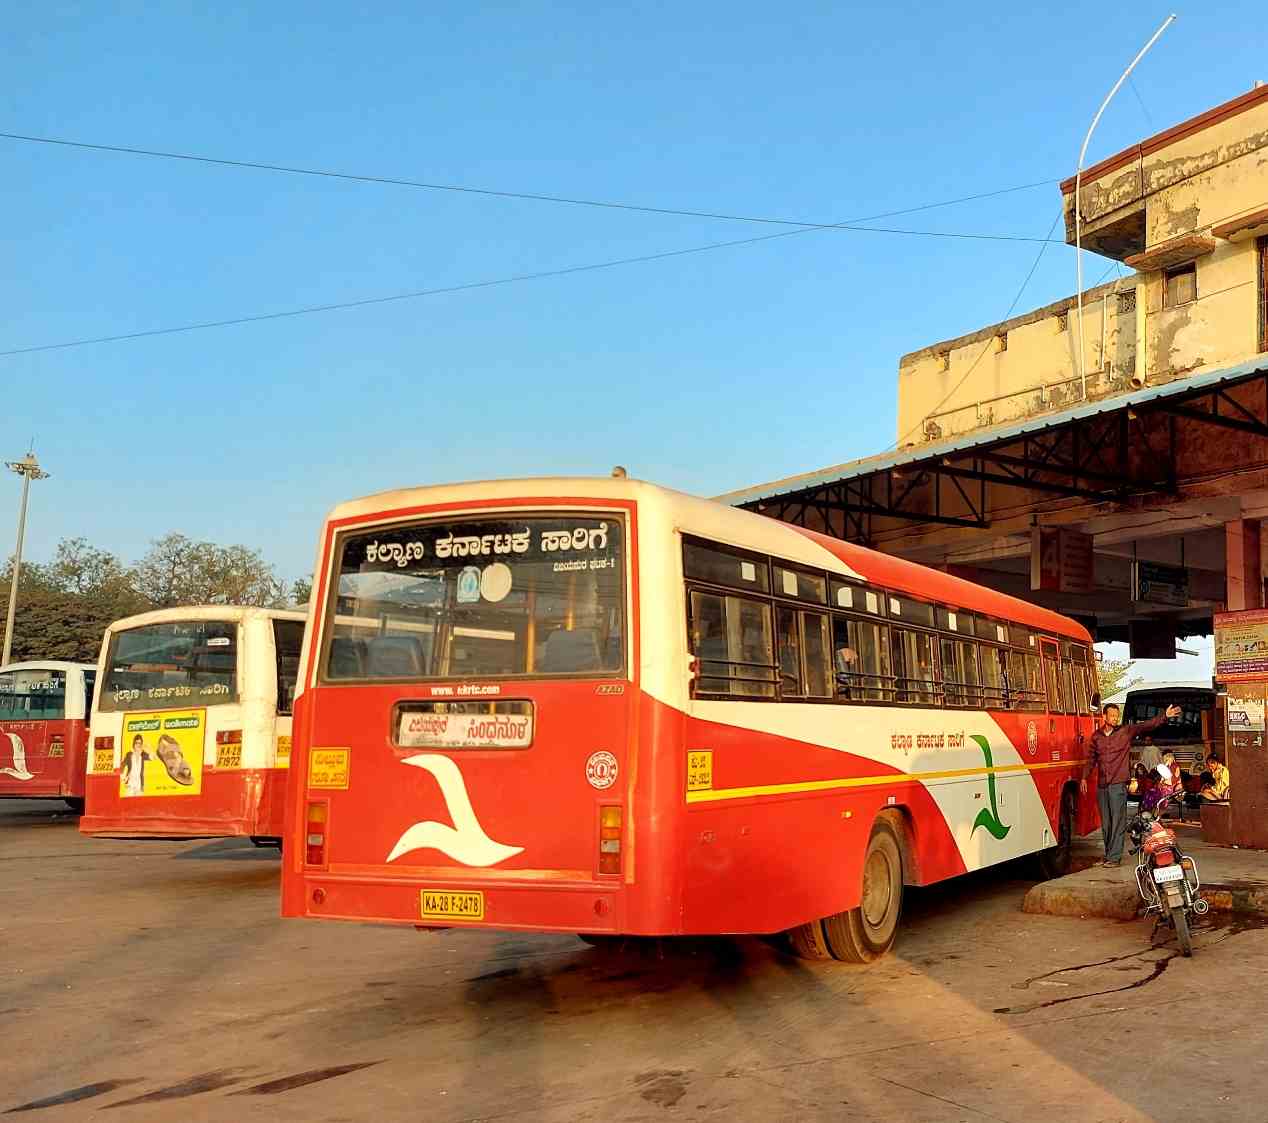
{"left": 1074, "top": 13, "right": 1176, "bottom": 400}
{"left": 2, "top": 473, "right": 31, "bottom": 668}
{"left": 2, "top": 453, "right": 49, "bottom": 668}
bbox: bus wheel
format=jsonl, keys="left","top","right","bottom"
{"left": 821, "top": 817, "right": 904, "bottom": 964}
{"left": 1036, "top": 785, "right": 1076, "bottom": 880}
{"left": 786, "top": 919, "right": 832, "bottom": 960}
{"left": 64, "top": 798, "right": 85, "bottom": 815}
{"left": 577, "top": 934, "right": 623, "bottom": 949}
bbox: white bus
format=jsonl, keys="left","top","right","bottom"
{"left": 80, "top": 605, "right": 306, "bottom": 841}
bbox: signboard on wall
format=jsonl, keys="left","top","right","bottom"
{"left": 1215, "top": 608, "right": 1268, "bottom": 680}
{"left": 1133, "top": 560, "right": 1189, "bottom": 606}
{"left": 1030, "top": 528, "right": 1094, "bottom": 595}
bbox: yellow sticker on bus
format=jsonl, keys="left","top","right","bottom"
{"left": 277, "top": 735, "right": 292, "bottom": 767}
{"left": 309, "top": 748, "right": 350, "bottom": 789}
{"left": 93, "top": 748, "right": 114, "bottom": 774}
{"left": 421, "top": 890, "right": 484, "bottom": 921}
{"left": 687, "top": 750, "right": 713, "bottom": 792}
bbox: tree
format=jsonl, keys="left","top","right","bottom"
{"left": 47, "top": 537, "right": 126, "bottom": 597}
{"left": 290, "top": 576, "right": 312, "bottom": 607}
{"left": 130, "top": 533, "right": 287, "bottom": 609}
{"left": 1096, "top": 657, "right": 1141, "bottom": 701}
{"left": 0, "top": 559, "right": 120, "bottom": 663}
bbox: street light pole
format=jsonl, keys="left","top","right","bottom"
{"left": 3, "top": 452, "right": 50, "bottom": 668}
{"left": 1074, "top": 13, "right": 1176, "bottom": 400}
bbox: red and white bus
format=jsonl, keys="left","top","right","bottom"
{"left": 281, "top": 478, "right": 1099, "bottom": 961}
{"left": 0, "top": 661, "right": 96, "bottom": 813}
{"left": 81, "top": 606, "right": 305, "bottom": 841}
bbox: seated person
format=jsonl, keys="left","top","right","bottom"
{"left": 1143, "top": 753, "right": 1179, "bottom": 812}
{"left": 833, "top": 645, "right": 858, "bottom": 696}
{"left": 1200, "top": 754, "right": 1230, "bottom": 801}
{"left": 1127, "top": 762, "right": 1155, "bottom": 806}
{"left": 778, "top": 634, "right": 800, "bottom": 693}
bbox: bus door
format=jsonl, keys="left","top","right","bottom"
{"left": 1038, "top": 638, "right": 1065, "bottom": 760}
{"left": 271, "top": 618, "right": 304, "bottom": 772}
{"left": 294, "top": 512, "right": 632, "bottom": 930}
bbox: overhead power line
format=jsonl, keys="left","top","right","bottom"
{"left": 0, "top": 128, "right": 1058, "bottom": 232}
{"left": 0, "top": 217, "right": 1069, "bottom": 359}
{"left": 894, "top": 209, "right": 1066, "bottom": 448}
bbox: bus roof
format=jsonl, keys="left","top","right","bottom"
{"left": 1123, "top": 681, "right": 1215, "bottom": 696}
{"left": 103, "top": 605, "right": 307, "bottom": 634}
{"left": 0, "top": 660, "right": 97, "bottom": 673}
{"left": 323, "top": 477, "right": 1090, "bottom": 643}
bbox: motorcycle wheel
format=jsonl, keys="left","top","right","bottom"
{"left": 1169, "top": 901, "right": 1193, "bottom": 957}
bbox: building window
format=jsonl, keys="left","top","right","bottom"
{"left": 1164, "top": 262, "right": 1197, "bottom": 308}
{"left": 1117, "top": 290, "right": 1136, "bottom": 315}
{"left": 994, "top": 332, "right": 1008, "bottom": 353}
{"left": 936, "top": 350, "right": 950, "bottom": 372}
{"left": 1056, "top": 310, "right": 1069, "bottom": 333}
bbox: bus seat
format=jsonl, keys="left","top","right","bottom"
{"left": 329, "top": 637, "right": 368, "bottom": 677}
{"left": 366, "top": 636, "right": 425, "bottom": 678}
{"left": 541, "top": 628, "right": 601, "bottom": 673}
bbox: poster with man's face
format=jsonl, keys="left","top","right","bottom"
{"left": 118, "top": 709, "right": 205, "bottom": 797}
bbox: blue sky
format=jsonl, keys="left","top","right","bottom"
{"left": 3, "top": 1, "right": 1263, "bottom": 593}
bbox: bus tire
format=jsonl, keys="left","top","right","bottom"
{"left": 1036, "top": 784, "right": 1076, "bottom": 880}
{"left": 786, "top": 919, "right": 832, "bottom": 960}
{"left": 821, "top": 817, "right": 904, "bottom": 964}
{"left": 577, "top": 934, "right": 623, "bottom": 949}
{"left": 64, "top": 798, "right": 85, "bottom": 815}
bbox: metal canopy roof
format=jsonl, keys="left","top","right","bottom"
{"left": 719, "top": 356, "right": 1268, "bottom": 541}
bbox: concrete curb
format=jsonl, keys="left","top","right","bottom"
{"left": 1023, "top": 876, "right": 1268, "bottom": 921}
{"left": 1023, "top": 878, "right": 1140, "bottom": 921}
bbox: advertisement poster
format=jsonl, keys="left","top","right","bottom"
{"left": 118, "top": 709, "right": 205, "bottom": 798}
{"left": 1215, "top": 609, "right": 1268, "bottom": 680}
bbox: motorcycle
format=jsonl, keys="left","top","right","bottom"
{"left": 1127, "top": 792, "right": 1206, "bottom": 957}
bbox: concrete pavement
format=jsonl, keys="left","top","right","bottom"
{"left": 4, "top": 798, "right": 1268, "bottom": 1122}
{"left": 1024, "top": 826, "right": 1268, "bottom": 921}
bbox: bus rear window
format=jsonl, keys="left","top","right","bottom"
{"left": 100, "top": 621, "right": 239, "bottom": 711}
{"left": 325, "top": 515, "right": 625, "bottom": 681}
{"left": 0, "top": 670, "right": 67, "bottom": 720}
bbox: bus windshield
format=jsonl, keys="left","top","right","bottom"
{"left": 0, "top": 669, "right": 68, "bottom": 720}
{"left": 100, "top": 620, "right": 239, "bottom": 711}
{"left": 324, "top": 514, "right": 625, "bottom": 680}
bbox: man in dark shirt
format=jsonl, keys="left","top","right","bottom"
{"left": 1081, "top": 701, "right": 1180, "bottom": 866}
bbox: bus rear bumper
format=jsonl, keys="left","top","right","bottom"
{"left": 286, "top": 871, "right": 632, "bottom": 934}
{"left": 80, "top": 769, "right": 288, "bottom": 839}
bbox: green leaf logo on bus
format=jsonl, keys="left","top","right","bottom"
{"left": 969, "top": 734, "right": 1011, "bottom": 841}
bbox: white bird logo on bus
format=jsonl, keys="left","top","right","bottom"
{"left": 1, "top": 732, "right": 35, "bottom": 781}
{"left": 386, "top": 753, "right": 524, "bottom": 867}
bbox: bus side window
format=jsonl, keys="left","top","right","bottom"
{"left": 797, "top": 611, "right": 830, "bottom": 697}
{"left": 688, "top": 590, "right": 776, "bottom": 698}
{"left": 83, "top": 670, "right": 97, "bottom": 713}
{"left": 979, "top": 645, "right": 1007, "bottom": 708}
{"left": 940, "top": 638, "right": 964, "bottom": 706}
{"left": 892, "top": 627, "right": 939, "bottom": 706}
{"left": 776, "top": 605, "right": 802, "bottom": 696}
{"left": 273, "top": 620, "right": 305, "bottom": 715}
{"left": 833, "top": 615, "right": 892, "bottom": 701}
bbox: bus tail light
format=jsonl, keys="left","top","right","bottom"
{"left": 94, "top": 736, "right": 114, "bottom": 751}
{"left": 306, "top": 801, "right": 329, "bottom": 866}
{"left": 215, "top": 730, "right": 243, "bottom": 745}
{"left": 598, "top": 805, "right": 622, "bottom": 875}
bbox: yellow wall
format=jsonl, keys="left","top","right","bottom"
{"left": 901, "top": 92, "right": 1268, "bottom": 447}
